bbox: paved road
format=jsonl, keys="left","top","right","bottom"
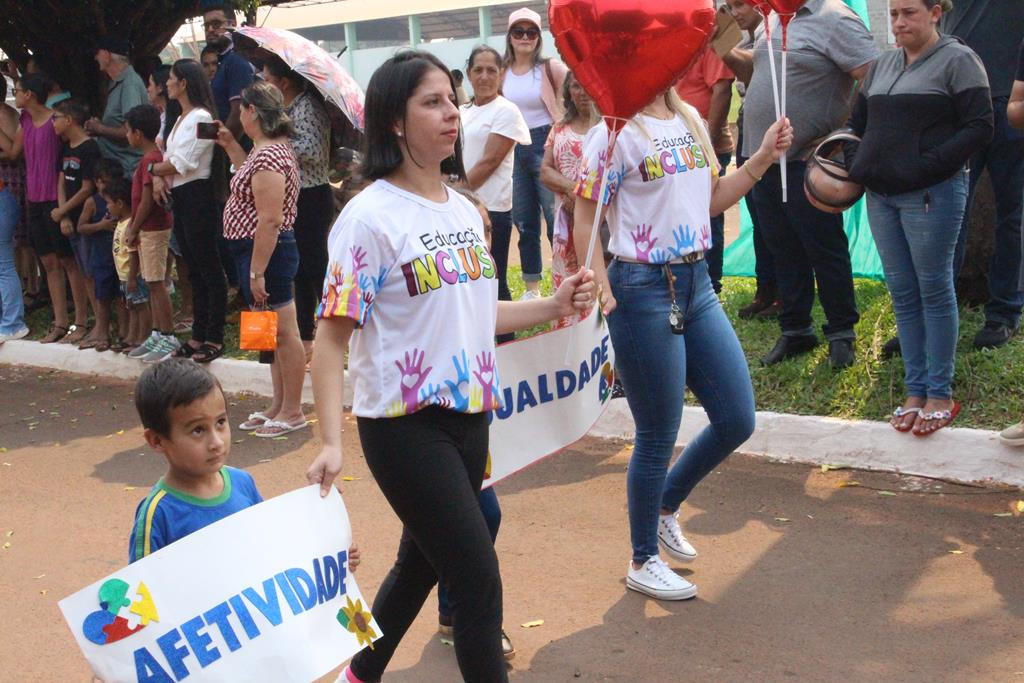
{"left": 1, "top": 366, "right": 1021, "bottom": 682}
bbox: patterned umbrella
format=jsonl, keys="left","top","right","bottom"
{"left": 234, "top": 25, "right": 365, "bottom": 131}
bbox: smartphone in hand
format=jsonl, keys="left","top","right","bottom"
{"left": 196, "top": 122, "right": 220, "bottom": 140}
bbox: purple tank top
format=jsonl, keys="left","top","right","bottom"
{"left": 20, "top": 109, "right": 60, "bottom": 203}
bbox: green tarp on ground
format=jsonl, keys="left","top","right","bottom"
{"left": 723, "top": 0, "right": 885, "bottom": 280}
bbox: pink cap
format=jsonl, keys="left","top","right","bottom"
{"left": 508, "top": 7, "right": 542, "bottom": 31}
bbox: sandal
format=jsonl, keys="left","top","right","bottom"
{"left": 192, "top": 342, "right": 224, "bottom": 363}
{"left": 254, "top": 419, "right": 308, "bottom": 438}
{"left": 173, "top": 318, "right": 193, "bottom": 334}
{"left": 78, "top": 337, "right": 102, "bottom": 350}
{"left": 95, "top": 339, "right": 111, "bottom": 352}
{"left": 39, "top": 324, "right": 70, "bottom": 344}
{"left": 109, "top": 338, "right": 128, "bottom": 353}
{"left": 174, "top": 342, "right": 198, "bottom": 358}
{"left": 913, "top": 401, "right": 962, "bottom": 437}
{"left": 890, "top": 406, "right": 923, "bottom": 433}
{"left": 61, "top": 325, "right": 88, "bottom": 345}
{"left": 239, "top": 411, "right": 272, "bottom": 431}
{"left": 121, "top": 344, "right": 139, "bottom": 355}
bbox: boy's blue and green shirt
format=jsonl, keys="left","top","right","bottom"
{"left": 128, "top": 467, "right": 263, "bottom": 563}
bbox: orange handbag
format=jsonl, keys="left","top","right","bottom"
{"left": 239, "top": 307, "right": 278, "bottom": 351}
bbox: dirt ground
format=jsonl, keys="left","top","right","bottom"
{"left": 1, "top": 365, "right": 1022, "bottom": 683}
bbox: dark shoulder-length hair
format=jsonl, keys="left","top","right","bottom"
{"left": 360, "top": 50, "right": 465, "bottom": 182}
{"left": 151, "top": 64, "right": 181, "bottom": 142}
{"left": 171, "top": 59, "right": 217, "bottom": 116}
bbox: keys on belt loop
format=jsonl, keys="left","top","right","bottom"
{"left": 664, "top": 264, "right": 685, "bottom": 335}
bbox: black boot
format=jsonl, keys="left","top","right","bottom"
{"left": 761, "top": 334, "right": 819, "bottom": 365}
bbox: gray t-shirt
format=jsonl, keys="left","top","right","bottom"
{"left": 99, "top": 66, "right": 149, "bottom": 175}
{"left": 742, "top": 0, "right": 878, "bottom": 159}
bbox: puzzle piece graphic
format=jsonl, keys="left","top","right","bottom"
{"left": 102, "top": 615, "right": 145, "bottom": 644}
{"left": 82, "top": 609, "right": 116, "bottom": 645}
{"left": 98, "top": 578, "right": 131, "bottom": 615}
{"left": 129, "top": 581, "right": 159, "bottom": 626}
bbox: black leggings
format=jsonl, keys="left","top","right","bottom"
{"left": 171, "top": 179, "right": 227, "bottom": 345}
{"left": 293, "top": 184, "right": 334, "bottom": 341}
{"left": 351, "top": 407, "right": 506, "bottom": 683}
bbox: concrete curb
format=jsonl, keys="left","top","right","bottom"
{"left": 2, "top": 339, "right": 1021, "bottom": 487}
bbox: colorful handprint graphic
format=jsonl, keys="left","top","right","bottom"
{"left": 444, "top": 350, "right": 472, "bottom": 412}
{"left": 631, "top": 224, "right": 658, "bottom": 262}
{"left": 395, "top": 349, "right": 433, "bottom": 414}
{"left": 473, "top": 352, "right": 499, "bottom": 412}
{"left": 667, "top": 224, "right": 698, "bottom": 259}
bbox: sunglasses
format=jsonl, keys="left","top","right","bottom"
{"left": 510, "top": 27, "right": 540, "bottom": 39}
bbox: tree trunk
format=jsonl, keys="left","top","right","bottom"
{"left": 956, "top": 170, "right": 995, "bottom": 307}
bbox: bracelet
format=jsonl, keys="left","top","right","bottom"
{"left": 742, "top": 163, "right": 762, "bottom": 182}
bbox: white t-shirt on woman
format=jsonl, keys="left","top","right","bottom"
{"left": 503, "top": 65, "right": 551, "bottom": 129}
{"left": 317, "top": 180, "right": 503, "bottom": 418}
{"left": 460, "top": 97, "right": 530, "bottom": 212}
{"left": 164, "top": 107, "right": 215, "bottom": 186}
{"left": 576, "top": 114, "right": 714, "bottom": 263}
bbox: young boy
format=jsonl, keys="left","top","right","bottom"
{"left": 129, "top": 358, "right": 360, "bottom": 566}
{"left": 123, "top": 104, "right": 177, "bottom": 363}
{"left": 76, "top": 159, "right": 122, "bottom": 351}
{"left": 106, "top": 175, "right": 151, "bottom": 351}
{"left": 51, "top": 98, "right": 99, "bottom": 346}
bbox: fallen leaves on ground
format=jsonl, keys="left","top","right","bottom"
{"left": 948, "top": 549, "right": 964, "bottom": 555}
{"left": 521, "top": 619, "right": 544, "bottom": 628}
{"left": 838, "top": 481, "right": 861, "bottom": 488}
{"left": 820, "top": 464, "right": 848, "bottom": 473}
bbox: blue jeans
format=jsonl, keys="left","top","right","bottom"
{"left": 868, "top": 172, "right": 968, "bottom": 400}
{"left": 953, "top": 95, "right": 1024, "bottom": 328}
{"left": 437, "top": 486, "right": 501, "bottom": 619}
{"left": 512, "top": 124, "right": 555, "bottom": 282}
{"left": 707, "top": 152, "right": 732, "bottom": 294}
{"left": 0, "top": 188, "right": 25, "bottom": 334}
{"left": 608, "top": 259, "right": 756, "bottom": 564}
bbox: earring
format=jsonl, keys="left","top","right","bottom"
{"left": 396, "top": 130, "right": 404, "bottom": 138}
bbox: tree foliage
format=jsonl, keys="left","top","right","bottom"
{"left": 0, "top": 1, "right": 271, "bottom": 104}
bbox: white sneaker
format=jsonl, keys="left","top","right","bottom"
{"left": 0, "top": 326, "right": 29, "bottom": 344}
{"left": 658, "top": 513, "right": 698, "bottom": 563}
{"left": 518, "top": 289, "right": 540, "bottom": 301}
{"left": 128, "top": 331, "right": 161, "bottom": 359}
{"left": 626, "top": 556, "right": 697, "bottom": 601}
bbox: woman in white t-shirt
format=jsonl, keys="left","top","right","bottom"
{"left": 502, "top": 7, "right": 567, "bottom": 297}
{"left": 307, "top": 51, "right": 593, "bottom": 683}
{"left": 574, "top": 89, "right": 792, "bottom": 602}
{"left": 150, "top": 59, "right": 226, "bottom": 363}
{"left": 460, "top": 45, "right": 530, "bottom": 339}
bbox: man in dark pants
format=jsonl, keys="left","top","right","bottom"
{"left": 946, "top": 1, "right": 1024, "bottom": 349}
{"left": 741, "top": 0, "right": 876, "bottom": 369}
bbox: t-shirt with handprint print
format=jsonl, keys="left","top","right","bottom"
{"left": 576, "top": 114, "right": 713, "bottom": 264}
{"left": 317, "top": 179, "right": 503, "bottom": 418}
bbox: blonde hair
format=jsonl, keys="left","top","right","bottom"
{"left": 627, "top": 89, "right": 720, "bottom": 176}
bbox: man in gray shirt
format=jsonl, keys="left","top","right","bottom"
{"left": 85, "top": 36, "right": 149, "bottom": 176}
{"left": 741, "top": 0, "right": 877, "bottom": 369}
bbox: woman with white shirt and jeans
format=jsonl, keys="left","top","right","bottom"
{"left": 152, "top": 59, "right": 227, "bottom": 363}
{"left": 503, "top": 7, "right": 567, "bottom": 297}
{"left": 461, "top": 45, "right": 530, "bottom": 340}
{"left": 575, "top": 90, "right": 792, "bottom": 601}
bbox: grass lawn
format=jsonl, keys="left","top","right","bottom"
{"left": 20, "top": 270, "right": 1023, "bottom": 430}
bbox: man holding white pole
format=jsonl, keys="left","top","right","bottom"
{"left": 740, "top": 0, "right": 876, "bottom": 369}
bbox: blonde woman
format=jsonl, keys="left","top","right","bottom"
{"left": 575, "top": 89, "right": 791, "bottom": 600}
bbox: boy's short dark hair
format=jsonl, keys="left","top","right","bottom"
{"left": 135, "top": 358, "right": 224, "bottom": 437}
{"left": 102, "top": 175, "right": 131, "bottom": 205}
{"left": 55, "top": 99, "right": 89, "bottom": 127}
{"left": 125, "top": 104, "right": 161, "bottom": 141}
{"left": 17, "top": 73, "right": 47, "bottom": 103}
{"left": 93, "top": 158, "right": 124, "bottom": 182}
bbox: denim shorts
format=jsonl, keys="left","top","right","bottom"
{"left": 227, "top": 231, "right": 299, "bottom": 309}
{"left": 120, "top": 276, "right": 150, "bottom": 305}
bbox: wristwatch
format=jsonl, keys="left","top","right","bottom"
{"left": 250, "top": 271, "right": 264, "bottom": 279}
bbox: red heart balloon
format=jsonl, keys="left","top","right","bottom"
{"left": 549, "top": 0, "right": 717, "bottom": 129}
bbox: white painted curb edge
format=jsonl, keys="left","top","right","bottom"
{"left": 2, "top": 339, "right": 1021, "bottom": 487}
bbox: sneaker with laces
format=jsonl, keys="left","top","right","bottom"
{"left": 128, "top": 331, "right": 161, "bottom": 359}
{"left": 0, "top": 326, "right": 30, "bottom": 344}
{"left": 141, "top": 334, "right": 182, "bottom": 364}
{"left": 626, "top": 556, "right": 697, "bottom": 600}
{"left": 657, "top": 513, "right": 698, "bottom": 563}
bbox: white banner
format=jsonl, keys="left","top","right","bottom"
{"left": 487, "top": 310, "right": 615, "bottom": 485}
{"left": 59, "top": 486, "right": 379, "bottom": 683}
